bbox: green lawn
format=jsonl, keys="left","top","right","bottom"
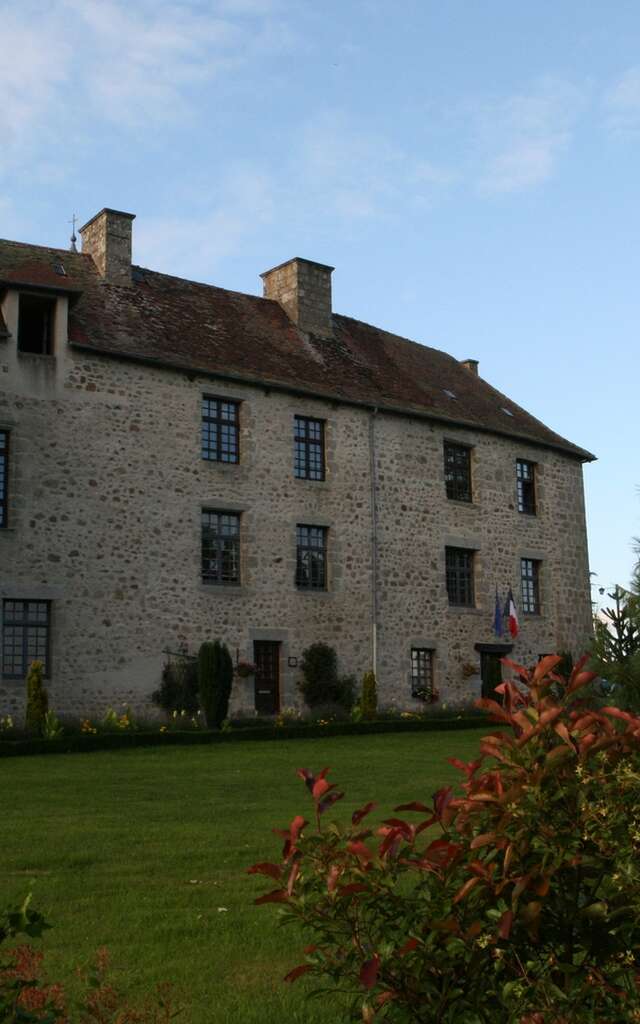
{"left": 3, "top": 729, "right": 488, "bottom": 1022}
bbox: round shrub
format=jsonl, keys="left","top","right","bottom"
{"left": 251, "top": 655, "right": 640, "bottom": 1023}
{"left": 152, "top": 658, "right": 199, "bottom": 715}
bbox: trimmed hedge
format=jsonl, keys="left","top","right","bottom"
{"left": 0, "top": 715, "right": 485, "bottom": 758}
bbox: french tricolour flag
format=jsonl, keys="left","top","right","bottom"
{"left": 504, "top": 588, "right": 519, "bottom": 639}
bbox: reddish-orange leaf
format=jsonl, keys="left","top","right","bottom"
{"left": 337, "top": 883, "right": 369, "bottom": 897}
{"left": 394, "top": 801, "right": 430, "bottom": 813}
{"left": 397, "top": 938, "right": 419, "bottom": 956}
{"left": 466, "top": 831, "right": 497, "bottom": 847}
{"left": 376, "top": 991, "right": 396, "bottom": 1007}
{"left": 284, "top": 964, "right": 312, "bottom": 983}
{"left": 347, "top": 841, "right": 373, "bottom": 863}
{"left": 498, "top": 909, "right": 513, "bottom": 939}
{"left": 453, "top": 876, "right": 481, "bottom": 904}
{"left": 352, "top": 801, "right": 377, "bottom": 825}
{"left": 254, "top": 889, "right": 288, "bottom": 905}
{"left": 247, "top": 862, "right": 282, "bottom": 881}
{"left": 312, "top": 778, "right": 332, "bottom": 800}
{"left": 360, "top": 955, "right": 380, "bottom": 990}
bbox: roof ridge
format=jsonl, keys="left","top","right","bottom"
{"left": 0, "top": 238, "right": 93, "bottom": 259}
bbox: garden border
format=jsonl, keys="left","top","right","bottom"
{"left": 0, "top": 716, "right": 486, "bottom": 757}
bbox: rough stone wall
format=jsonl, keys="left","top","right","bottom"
{"left": 79, "top": 210, "right": 134, "bottom": 286}
{"left": 261, "top": 258, "right": 333, "bottom": 337}
{"left": 0, "top": 309, "right": 593, "bottom": 720}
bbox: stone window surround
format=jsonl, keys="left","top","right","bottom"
{"left": 519, "top": 549, "right": 546, "bottom": 617}
{"left": 201, "top": 393, "right": 241, "bottom": 464}
{"left": 288, "top": 513, "right": 338, "bottom": 595}
{"left": 0, "top": 586, "right": 63, "bottom": 684}
{"left": 409, "top": 643, "right": 436, "bottom": 700}
{"left": 443, "top": 437, "right": 473, "bottom": 503}
{"left": 0, "top": 419, "right": 19, "bottom": 532}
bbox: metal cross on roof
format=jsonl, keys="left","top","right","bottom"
{"left": 69, "top": 214, "right": 78, "bottom": 253}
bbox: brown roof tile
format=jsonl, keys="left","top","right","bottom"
{"left": 0, "top": 238, "right": 594, "bottom": 461}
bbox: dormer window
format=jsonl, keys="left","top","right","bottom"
{"left": 18, "top": 294, "right": 56, "bottom": 355}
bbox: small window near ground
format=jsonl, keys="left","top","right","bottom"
{"left": 0, "top": 431, "right": 8, "bottom": 528}
{"left": 201, "top": 510, "right": 241, "bottom": 585}
{"left": 296, "top": 524, "right": 327, "bottom": 590}
{"left": 2, "top": 600, "right": 50, "bottom": 679}
{"left": 201, "top": 397, "right": 240, "bottom": 463}
{"left": 17, "top": 295, "right": 56, "bottom": 355}
{"left": 294, "top": 416, "right": 325, "bottom": 480}
{"left": 521, "top": 558, "right": 541, "bottom": 614}
{"left": 446, "top": 546, "right": 475, "bottom": 606}
{"left": 516, "top": 459, "right": 536, "bottom": 514}
{"left": 411, "top": 648, "right": 434, "bottom": 700}
{"left": 444, "top": 441, "right": 472, "bottom": 502}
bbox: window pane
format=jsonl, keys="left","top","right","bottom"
{"left": 0, "top": 431, "right": 7, "bottom": 528}
{"left": 201, "top": 511, "right": 240, "bottom": 585}
{"left": 444, "top": 442, "right": 472, "bottom": 502}
{"left": 202, "top": 397, "right": 239, "bottom": 463}
{"left": 445, "top": 547, "right": 474, "bottom": 606}
{"left": 296, "top": 524, "right": 327, "bottom": 589}
{"left": 411, "top": 648, "right": 434, "bottom": 699}
{"left": 521, "top": 558, "right": 540, "bottom": 613}
{"left": 2, "top": 600, "right": 50, "bottom": 678}
{"left": 516, "top": 460, "right": 536, "bottom": 514}
{"left": 294, "top": 417, "right": 325, "bottom": 480}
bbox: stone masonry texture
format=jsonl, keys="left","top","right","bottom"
{"left": 0, "top": 229, "right": 594, "bottom": 721}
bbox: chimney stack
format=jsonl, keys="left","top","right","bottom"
{"left": 461, "top": 358, "right": 479, "bottom": 376}
{"left": 79, "top": 208, "right": 135, "bottom": 286}
{"left": 261, "top": 257, "right": 334, "bottom": 337}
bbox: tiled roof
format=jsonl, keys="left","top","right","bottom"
{"left": 0, "top": 238, "right": 595, "bottom": 461}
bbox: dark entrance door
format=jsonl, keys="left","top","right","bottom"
{"left": 480, "top": 652, "right": 503, "bottom": 701}
{"left": 253, "top": 641, "right": 280, "bottom": 715}
{"left": 476, "top": 643, "right": 513, "bottom": 702}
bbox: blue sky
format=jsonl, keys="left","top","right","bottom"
{"left": 2, "top": 0, "right": 639, "bottom": 600}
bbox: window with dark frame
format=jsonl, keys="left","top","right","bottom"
{"left": 445, "top": 547, "right": 475, "bottom": 606}
{"left": 201, "top": 510, "right": 241, "bottom": 585}
{"left": 2, "top": 600, "right": 50, "bottom": 679}
{"left": 17, "top": 294, "right": 56, "bottom": 355}
{"left": 411, "top": 648, "right": 434, "bottom": 700}
{"left": 201, "top": 397, "right": 240, "bottom": 464}
{"left": 521, "top": 558, "right": 541, "bottom": 614}
{"left": 0, "top": 431, "right": 8, "bottom": 529}
{"left": 296, "top": 525, "right": 327, "bottom": 590}
{"left": 516, "top": 459, "right": 536, "bottom": 514}
{"left": 444, "top": 441, "right": 472, "bottom": 502}
{"left": 294, "top": 416, "right": 325, "bottom": 481}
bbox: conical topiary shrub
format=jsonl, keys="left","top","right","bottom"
{"left": 198, "top": 640, "right": 234, "bottom": 728}
{"left": 25, "top": 660, "right": 49, "bottom": 735}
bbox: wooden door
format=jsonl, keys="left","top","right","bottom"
{"left": 253, "top": 641, "right": 281, "bottom": 715}
{"left": 480, "top": 651, "right": 503, "bottom": 701}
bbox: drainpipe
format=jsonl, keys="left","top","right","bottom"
{"left": 369, "top": 408, "right": 379, "bottom": 676}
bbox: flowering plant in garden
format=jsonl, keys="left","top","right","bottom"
{"left": 249, "top": 655, "right": 640, "bottom": 1023}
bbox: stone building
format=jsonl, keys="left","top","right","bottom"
{"left": 0, "top": 208, "right": 595, "bottom": 718}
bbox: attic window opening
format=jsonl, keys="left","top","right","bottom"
{"left": 501, "top": 407, "right": 514, "bottom": 417}
{"left": 17, "top": 294, "right": 56, "bottom": 355}
{"left": 443, "top": 389, "right": 457, "bottom": 399}
{"left": 53, "top": 262, "right": 66, "bottom": 276}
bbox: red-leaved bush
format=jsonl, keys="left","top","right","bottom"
{"left": 0, "top": 944, "right": 180, "bottom": 1023}
{"left": 249, "top": 655, "right": 640, "bottom": 1023}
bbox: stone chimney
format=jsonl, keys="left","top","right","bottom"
{"left": 461, "top": 358, "right": 479, "bottom": 376}
{"left": 261, "top": 257, "right": 334, "bottom": 337}
{"left": 79, "top": 208, "right": 136, "bottom": 286}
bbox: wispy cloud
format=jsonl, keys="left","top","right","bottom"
{"left": 604, "top": 67, "right": 640, "bottom": 136}
{"left": 135, "top": 162, "right": 275, "bottom": 277}
{"left": 473, "top": 78, "right": 586, "bottom": 194}
{"left": 0, "top": 0, "right": 291, "bottom": 179}
{"left": 299, "top": 111, "right": 454, "bottom": 221}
